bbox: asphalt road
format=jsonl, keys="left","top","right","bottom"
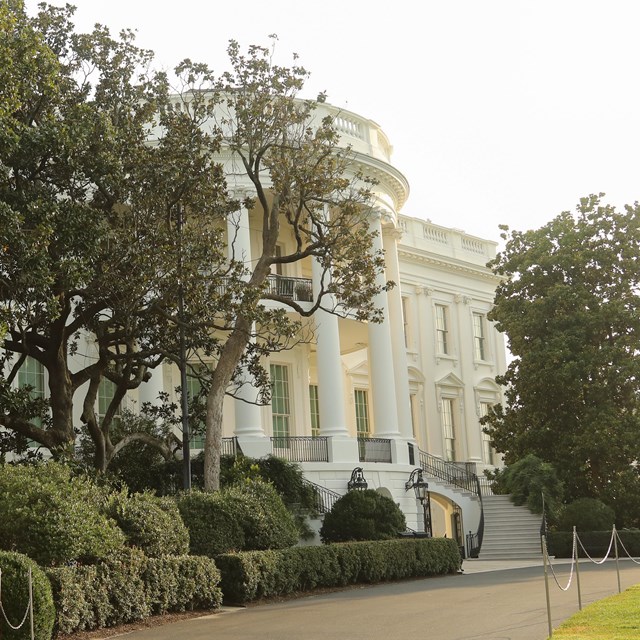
{"left": 115, "top": 559, "right": 640, "bottom": 640}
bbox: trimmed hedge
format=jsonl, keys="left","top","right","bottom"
{"left": 0, "top": 552, "right": 55, "bottom": 640}
{"left": 46, "top": 550, "right": 222, "bottom": 635}
{"left": 556, "top": 498, "right": 616, "bottom": 533}
{"left": 548, "top": 530, "right": 640, "bottom": 558}
{"left": 107, "top": 491, "right": 190, "bottom": 557}
{"left": 216, "top": 537, "right": 461, "bottom": 604}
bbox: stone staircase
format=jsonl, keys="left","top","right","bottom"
{"left": 479, "top": 494, "right": 543, "bottom": 560}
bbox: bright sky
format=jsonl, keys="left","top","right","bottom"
{"left": 25, "top": 0, "right": 640, "bottom": 243}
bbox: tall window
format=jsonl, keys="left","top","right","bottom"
{"left": 473, "top": 312, "right": 487, "bottom": 360}
{"left": 97, "top": 378, "right": 121, "bottom": 425}
{"left": 442, "top": 398, "right": 456, "bottom": 461}
{"left": 309, "top": 384, "right": 320, "bottom": 437}
{"left": 354, "top": 389, "right": 370, "bottom": 437}
{"left": 270, "top": 364, "right": 290, "bottom": 439}
{"left": 435, "top": 304, "right": 449, "bottom": 354}
{"left": 18, "top": 356, "right": 45, "bottom": 427}
{"left": 480, "top": 401, "right": 494, "bottom": 465}
{"left": 186, "top": 374, "right": 205, "bottom": 450}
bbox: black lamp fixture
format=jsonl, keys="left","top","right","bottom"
{"left": 405, "top": 468, "right": 432, "bottom": 537}
{"left": 347, "top": 467, "right": 368, "bottom": 491}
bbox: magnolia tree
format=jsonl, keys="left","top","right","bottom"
{"left": 182, "top": 41, "right": 390, "bottom": 491}
{"left": 0, "top": 1, "right": 235, "bottom": 469}
{"left": 1, "top": 4, "right": 389, "bottom": 481}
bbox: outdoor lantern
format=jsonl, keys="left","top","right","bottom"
{"left": 405, "top": 468, "right": 433, "bottom": 537}
{"left": 347, "top": 467, "right": 368, "bottom": 491}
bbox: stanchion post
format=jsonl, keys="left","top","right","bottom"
{"left": 542, "top": 535, "right": 553, "bottom": 638}
{"left": 574, "top": 527, "right": 582, "bottom": 610}
{"left": 613, "top": 525, "right": 621, "bottom": 594}
{"left": 29, "top": 567, "right": 34, "bottom": 640}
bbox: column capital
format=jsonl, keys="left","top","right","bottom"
{"left": 415, "top": 286, "right": 434, "bottom": 297}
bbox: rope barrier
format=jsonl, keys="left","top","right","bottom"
{"left": 545, "top": 532, "right": 577, "bottom": 591}
{"left": 574, "top": 528, "right": 615, "bottom": 565}
{"left": 613, "top": 529, "right": 640, "bottom": 565}
{"left": 0, "top": 567, "right": 34, "bottom": 633}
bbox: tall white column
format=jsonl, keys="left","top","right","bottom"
{"left": 312, "top": 257, "right": 349, "bottom": 438}
{"left": 367, "top": 213, "right": 401, "bottom": 439}
{"left": 383, "top": 228, "right": 413, "bottom": 441}
{"left": 227, "top": 205, "right": 265, "bottom": 439}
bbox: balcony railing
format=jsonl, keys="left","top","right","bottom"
{"left": 265, "top": 275, "right": 313, "bottom": 302}
{"left": 270, "top": 436, "right": 329, "bottom": 462}
{"left": 358, "top": 437, "right": 392, "bottom": 463}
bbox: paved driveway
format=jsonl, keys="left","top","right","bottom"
{"left": 116, "top": 559, "right": 640, "bottom": 640}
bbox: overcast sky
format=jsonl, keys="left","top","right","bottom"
{"left": 25, "top": 0, "right": 640, "bottom": 243}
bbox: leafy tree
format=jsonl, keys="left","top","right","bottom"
{"left": 0, "top": 2, "right": 233, "bottom": 469}
{"left": 484, "top": 194, "right": 640, "bottom": 513}
{"left": 179, "top": 40, "right": 390, "bottom": 491}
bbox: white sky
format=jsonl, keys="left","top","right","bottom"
{"left": 26, "top": 0, "right": 640, "bottom": 243}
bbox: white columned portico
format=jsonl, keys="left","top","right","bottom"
{"left": 227, "top": 204, "right": 269, "bottom": 456}
{"left": 383, "top": 227, "right": 413, "bottom": 444}
{"left": 367, "top": 212, "right": 402, "bottom": 443}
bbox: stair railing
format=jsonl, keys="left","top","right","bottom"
{"left": 301, "top": 478, "right": 342, "bottom": 514}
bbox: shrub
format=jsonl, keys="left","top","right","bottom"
{"left": 107, "top": 491, "right": 190, "bottom": 557}
{"left": 557, "top": 498, "right": 616, "bottom": 532}
{"left": 216, "top": 538, "right": 460, "bottom": 604}
{"left": 144, "top": 555, "right": 222, "bottom": 615}
{"left": 320, "top": 489, "right": 407, "bottom": 543}
{"left": 492, "top": 454, "right": 564, "bottom": 520}
{"left": 547, "top": 530, "right": 640, "bottom": 558}
{"left": 47, "top": 551, "right": 223, "bottom": 635}
{"left": 224, "top": 479, "right": 299, "bottom": 550}
{"left": 0, "top": 552, "right": 55, "bottom": 640}
{"left": 0, "top": 462, "right": 125, "bottom": 565}
{"left": 175, "top": 490, "right": 245, "bottom": 556}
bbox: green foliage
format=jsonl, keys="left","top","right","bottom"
{"left": 224, "top": 479, "right": 299, "bottom": 550}
{"left": 47, "top": 551, "right": 222, "bottom": 634}
{"left": 320, "top": 490, "right": 407, "bottom": 543}
{"left": 175, "top": 480, "right": 298, "bottom": 556}
{"left": 107, "top": 491, "right": 189, "bottom": 557}
{"left": 216, "top": 538, "right": 461, "bottom": 604}
{"left": 490, "top": 455, "right": 565, "bottom": 520}
{"left": 175, "top": 490, "right": 245, "bottom": 557}
{"left": 0, "top": 552, "right": 55, "bottom": 640}
{"left": 557, "top": 498, "right": 616, "bottom": 532}
{"left": 0, "top": 462, "right": 125, "bottom": 565}
{"left": 485, "top": 196, "right": 640, "bottom": 506}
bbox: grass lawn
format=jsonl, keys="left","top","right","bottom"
{"left": 551, "top": 584, "right": 640, "bottom": 639}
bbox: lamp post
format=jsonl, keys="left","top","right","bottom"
{"left": 347, "top": 467, "right": 368, "bottom": 491}
{"left": 405, "top": 468, "right": 432, "bottom": 536}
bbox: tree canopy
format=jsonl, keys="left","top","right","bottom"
{"left": 1, "top": 4, "right": 389, "bottom": 485}
{"left": 484, "top": 194, "right": 640, "bottom": 518}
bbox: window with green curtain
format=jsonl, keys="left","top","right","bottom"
{"left": 97, "top": 377, "right": 121, "bottom": 426}
{"left": 18, "top": 356, "right": 45, "bottom": 429}
{"left": 270, "top": 364, "right": 290, "bottom": 439}
{"left": 309, "top": 384, "right": 320, "bottom": 436}
{"left": 354, "top": 388, "right": 370, "bottom": 437}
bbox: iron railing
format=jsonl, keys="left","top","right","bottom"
{"left": 270, "top": 436, "right": 329, "bottom": 462}
{"left": 265, "top": 275, "right": 313, "bottom": 302}
{"left": 466, "top": 475, "right": 485, "bottom": 558}
{"left": 417, "top": 449, "right": 479, "bottom": 493}
{"left": 302, "top": 478, "right": 342, "bottom": 514}
{"left": 358, "top": 437, "right": 392, "bottom": 463}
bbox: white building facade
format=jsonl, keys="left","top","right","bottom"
{"left": 9, "top": 101, "right": 506, "bottom": 551}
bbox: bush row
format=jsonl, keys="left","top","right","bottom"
{"left": 548, "top": 530, "right": 640, "bottom": 558}
{"left": 216, "top": 537, "right": 461, "bottom": 604}
{"left": 46, "top": 549, "right": 222, "bottom": 635}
